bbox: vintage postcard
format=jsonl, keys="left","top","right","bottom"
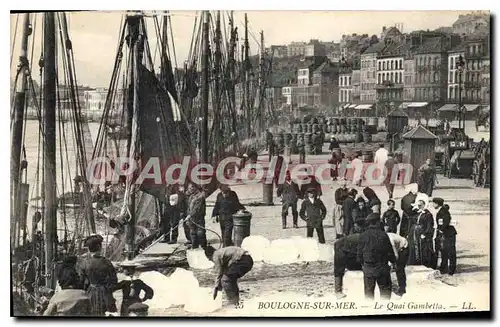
{"left": 10, "top": 10, "right": 490, "bottom": 317}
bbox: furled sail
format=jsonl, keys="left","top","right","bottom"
{"left": 137, "top": 64, "right": 195, "bottom": 202}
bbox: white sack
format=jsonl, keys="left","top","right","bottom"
{"left": 292, "top": 236, "right": 320, "bottom": 262}
{"left": 318, "top": 243, "right": 335, "bottom": 262}
{"left": 241, "top": 235, "right": 271, "bottom": 262}
{"left": 166, "top": 268, "right": 201, "bottom": 306}
{"left": 186, "top": 248, "right": 214, "bottom": 270}
{"left": 263, "top": 239, "right": 300, "bottom": 265}
{"left": 184, "top": 287, "right": 222, "bottom": 313}
{"left": 139, "top": 271, "right": 175, "bottom": 309}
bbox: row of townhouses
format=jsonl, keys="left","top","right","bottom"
{"left": 273, "top": 12, "right": 490, "bottom": 116}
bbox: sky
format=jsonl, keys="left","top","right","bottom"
{"left": 10, "top": 10, "right": 468, "bottom": 88}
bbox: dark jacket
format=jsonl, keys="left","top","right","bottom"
{"left": 435, "top": 205, "right": 457, "bottom": 237}
{"left": 357, "top": 226, "right": 397, "bottom": 266}
{"left": 342, "top": 196, "right": 357, "bottom": 235}
{"left": 334, "top": 187, "right": 347, "bottom": 205}
{"left": 415, "top": 209, "right": 434, "bottom": 239}
{"left": 384, "top": 157, "right": 397, "bottom": 183}
{"left": 187, "top": 191, "right": 206, "bottom": 222}
{"left": 212, "top": 190, "right": 245, "bottom": 217}
{"left": 277, "top": 181, "right": 300, "bottom": 203}
{"left": 299, "top": 197, "right": 327, "bottom": 228}
{"left": 335, "top": 233, "right": 361, "bottom": 257}
{"left": 329, "top": 139, "right": 340, "bottom": 151}
{"left": 401, "top": 192, "right": 417, "bottom": 217}
{"left": 382, "top": 208, "right": 401, "bottom": 233}
{"left": 352, "top": 204, "right": 370, "bottom": 233}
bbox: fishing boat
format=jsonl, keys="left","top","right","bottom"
{"left": 11, "top": 12, "right": 98, "bottom": 315}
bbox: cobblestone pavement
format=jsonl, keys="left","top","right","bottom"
{"left": 152, "top": 148, "right": 490, "bottom": 316}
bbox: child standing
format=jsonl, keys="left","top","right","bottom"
{"left": 382, "top": 199, "right": 401, "bottom": 233}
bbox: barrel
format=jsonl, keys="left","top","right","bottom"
{"left": 363, "top": 132, "right": 372, "bottom": 143}
{"left": 302, "top": 116, "right": 309, "bottom": 124}
{"left": 333, "top": 118, "right": 339, "bottom": 126}
{"left": 331, "top": 124, "right": 338, "bottom": 134}
{"left": 232, "top": 211, "right": 252, "bottom": 247}
{"left": 294, "top": 123, "right": 301, "bottom": 133}
{"left": 312, "top": 124, "right": 319, "bottom": 133}
{"left": 311, "top": 117, "right": 318, "bottom": 124}
{"left": 262, "top": 183, "right": 273, "bottom": 206}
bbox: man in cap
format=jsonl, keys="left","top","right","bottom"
{"left": 357, "top": 213, "right": 397, "bottom": 300}
{"left": 383, "top": 152, "right": 397, "bottom": 199}
{"left": 342, "top": 188, "right": 358, "bottom": 236}
{"left": 205, "top": 246, "right": 254, "bottom": 306}
{"left": 387, "top": 232, "right": 409, "bottom": 296}
{"left": 277, "top": 171, "right": 301, "bottom": 229}
{"left": 432, "top": 197, "right": 457, "bottom": 275}
{"left": 212, "top": 185, "right": 246, "bottom": 247}
{"left": 185, "top": 182, "right": 208, "bottom": 250}
{"left": 333, "top": 179, "right": 348, "bottom": 239}
{"left": 78, "top": 235, "right": 118, "bottom": 316}
{"left": 299, "top": 187, "right": 327, "bottom": 244}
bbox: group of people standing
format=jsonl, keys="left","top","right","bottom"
{"left": 333, "top": 182, "right": 457, "bottom": 301}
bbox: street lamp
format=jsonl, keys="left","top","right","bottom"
{"left": 456, "top": 54, "right": 466, "bottom": 132}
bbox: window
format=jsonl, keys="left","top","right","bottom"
{"left": 378, "top": 62, "right": 381, "bottom": 70}
{"left": 383, "top": 62, "right": 386, "bottom": 70}
{"left": 378, "top": 73, "right": 381, "bottom": 84}
{"left": 394, "top": 60, "right": 398, "bottom": 70}
{"left": 399, "top": 59, "right": 403, "bottom": 68}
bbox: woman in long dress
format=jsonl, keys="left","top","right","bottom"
{"left": 78, "top": 235, "right": 118, "bottom": 316}
{"left": 407, "top": 194, "right": 436, "bottom": 268}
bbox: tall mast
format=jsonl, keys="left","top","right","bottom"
{"left": 213, "top": 11, "right": 222, "bottom": 160}
{"left": 124, "top": 14, "right": 142, "bottom": 260}
{"left": 200, "top": 11, "right": 210, "bottom": 164}
{"left": 228, "top": 11, "right": 239, "bottom": 147}
{"left": 11, "top": 13, "right": 31, "bottom": 249}
{"left": 244, "top": 13, "right": 250, "bottom": 137}
{"left": 258, "top": 30, "right": 265, "bottom": 135}
{"left": 43, "top": 12, "right": 57, "bottom": 288}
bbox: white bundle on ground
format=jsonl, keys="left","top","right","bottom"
{"left": 186, "top": 248, "right": 214, "bottom": 270}
{"left": 184, "top": 287, "right": 223, "bottom": 313}
{"left": 263, "top": 239, "right": 300, "bottom": 265}
{"left": 166, "top": 268, "right": 201, "bottom": 306}
{"left": 292, "top": 236, "right": 320, "bottom": 262}
{"left": 241, "top": 235, "right": 271, "bottom": 261}
{"left": 139, "top": 271, "right": 175, "bottom": 309}
{"left": 318, "top": 243, "right": 334, "bottom": 262}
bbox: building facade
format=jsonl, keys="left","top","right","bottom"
{"left": 376, "top": 54, "right": 404, "bottom": 103}
{"left": 463, "top": 36, "right": 488, "bottom": 104}
{"left": 447, "top": 46, "right": 465, "bottom": 102}
{"left": 360, "top": 44, "right": 381, "bottom": 104}
{"left": 413, "top": 37, "right": 456, "bottom": 107}
{"left": 311, "top": 61, "right": 339, "bottom": 109}
{"left": 351, "top": 69, "right": 361, "bottom": 105}
{"left": 452, "top": 12, "right": 490, "bottom": 36}
{"left": 403, "top": 57, "right": 415, "bottom": 101}
{"left": 338, "top": 69, "right": 352, "bottom": 105}
{"left": 268, "top": 45, "right": 288, "bottom": 58}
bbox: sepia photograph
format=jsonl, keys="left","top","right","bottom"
{"left": 9, "top": 8, "right": 491, "bottom": 317}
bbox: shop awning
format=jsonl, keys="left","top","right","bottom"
{"left": 398, "top": 102, "right": 412, "bottom": 109}
{"left": 348, "top": 104, "right": 358, "bottom": 108}
{"left": 342, "top": 103, "right": 351, "bottom": 109}
{"left": 438, "top": 104, "right": 458, "bottom": 112}
{"left": 355, "top": 104, "right": 374, "bottom": 110}
{"left": 408, "top": 102, "right": 428, "bottom": 108}
{"left": 464, "top": 104, "right": 480, "bottom": 112}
